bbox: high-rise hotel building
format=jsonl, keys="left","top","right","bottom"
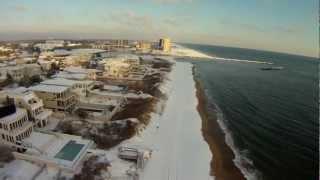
{"left": 159, "top": 38, "right": 171, "bottom": 52}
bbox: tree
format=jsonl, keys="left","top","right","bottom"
{"left": 18, "top": 75, "right": 31, "bottom": 87}
{"left": 77, "top": 109, "right": 89, "bottom": 119}
{"left": 47, "top": 62, "right": 60, "bottom": 77}
{"left": 4, "top": 74, "right": 13, "bottom": 85}
{"left": 30, "top": 75, "right": 42, "bottom": 84}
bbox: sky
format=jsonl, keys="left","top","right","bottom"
{"left": 0, "top": 0, "right": 318, "bottom": 57}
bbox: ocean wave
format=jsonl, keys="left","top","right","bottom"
{"left": 213, "top": 57, "right": 273, "bottom": 64}
{"left": 213, "top": 103, "right": 263, "bottom": 180}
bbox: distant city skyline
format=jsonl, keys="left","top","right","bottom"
{"left": 0, "top": 0, "right": 318, "bottom": 57}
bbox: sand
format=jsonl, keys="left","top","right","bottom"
{"left": 193, "top": 67, "right": 245, "bottom": 180}
{"left": 121, "top": 62, "right": 213, "bottom": 180}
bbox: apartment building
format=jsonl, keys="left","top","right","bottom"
{"left": 159, "top": 38, "right": 171, "bottom": 52}
{"left": 102, "top": 55, "right": 158, "bottom": 81}
{"left": 0, "top": 103, "right": 33, "bottom": 149}
{"left": 29, "top": 84, "right": 77, "bottom": 112}
{"left": 0, "top": 87, "right": 52, "bottom": 128}
{"left": 55, "top": 66, "right": 99, "bottom": 80}
{"left": 0, "top": 63, "right": 42, "bottom": 82}
{"left": 41, "top": 78, "right": 94, "bottom": 97}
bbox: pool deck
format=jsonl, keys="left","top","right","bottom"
{"left": 54, "top": 140, "right": 85, "bottom": 161}
{"left": 18, "top": 132, "right": 93, "bottom": 171}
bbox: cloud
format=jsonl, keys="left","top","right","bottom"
{"left": 98, "top": 11, "right": 163, "bottom": 40}
{"left": 105, "top": 11, "right": 155, "bottom": 32}
{"left": 153, "top": 0, "right": 194, "bottom": 4}
{"left": 162, "top": 17, "right": 180, "bottom": 26}
{"left": 219, "top": 18, "right": 301, "bottom": 34}
{"left": 135, "top": 0, "right": 194, "bottom": 4}
{"left": 11, "top": 5, "right": 29, "bottom": 12}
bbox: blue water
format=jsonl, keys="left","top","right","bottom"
{"left": 183, "top": 44, "right": 319, "bottom": 180}
{"left": 54, "top": 140, "right": 84, "bottom": 161}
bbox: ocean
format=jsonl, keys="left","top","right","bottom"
{"left": 182, "top": 44, "right": 319, "bottom": 180}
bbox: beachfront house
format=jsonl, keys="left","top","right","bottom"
{"left": 0, "top": 99, "right": 94, "bottom": 174}
{"left": 0, "top": 63, "right": 42, "bottom": 82}
{"left": 40, "top": 78, "right": 94, "bottom": 97}
{"left": 0, "top": 102, "right": 33, "bottom": 151}
{"left": 55, "top": 66, "right": 100, "bottom": 80}
{"left": 29, "top": 84, "right": 77, "bottom": 112}
{"left": 102, "top": 55, "right": 151, "bottom": 80}
{"left": 0, "top": 87, "right": 52, "bottom": 128}
{"left": 2, "top": 65, "right": 24, "bottom": 81}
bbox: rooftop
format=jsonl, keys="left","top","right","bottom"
{"left": 41, "top": 78, "right": 94, "bottom": 87}
{"left": 0, "top": 87, "right": 37, "bottom": 102}
{"left": 103, "top": 85, "right": 124, "bottom": 92}
{"left": 0, "top": 107, "right": 27, "bottom": 123}
{"left": 52, "top": 48, "right": 107, "bottom": 57}
{"left": 29, "top": 84, "right": 69, "bottom": 93}
{"left": 41, "top": 78, "right": 78, "bottom": 87}
{"left": 54, "top": 72, "right": 87, "bottom": 80}
{"left": 64, "top": 66, "right": 90, "bottom": 74}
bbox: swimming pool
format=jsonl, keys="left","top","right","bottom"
{"left": 54, "top": 140, "right": 85, "bottom": 161}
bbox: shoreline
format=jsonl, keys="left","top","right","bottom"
{"left": 169, "top": 44, "right": 273, "bottom": 64}
{"left": 166, "top": 43, "right": 215, "bottom": 59}
{"left": 192, "top": 66, "right": 245, "bottom": 180}
{"left": 121, "top": 61, "right": 213, "bottom": 180}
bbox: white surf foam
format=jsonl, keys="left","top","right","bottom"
{"left": 211, "top": 100, "right": 263, "bottom": 180}
{"left": 214, "top": 57, "right": 273, "bottom": 64}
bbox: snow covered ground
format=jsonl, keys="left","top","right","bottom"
{"left": 0, "top": 61, "right": 213, "bottom": 180}
{"left": 122, "top": 61, "right": 214, "bottom": 180}
{"left": 168, "top": 44, "right": 214, "bottom": 59}
{"left": 153, "top": 44, "right": 214, "bottom": 59}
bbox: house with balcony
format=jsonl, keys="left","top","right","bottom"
{"left": 0, "top": 87, "right": 52, "bottom": 128}
{"left": 29, "top": 84, "right": 77, "bottom": 112}
{"left": 55, "top": 66, "right": 100, "bottom": 80}
{"left": 40, "top": 78, "right": 94, "bottom": 97}
{"left": 0, "top": 101, "right": 33, "bottom": 151}
{"left": 3, "top": 65, "right": 24, "bottom": 81}
{"left": 0, "top": 101, "right": 94, "bottom": 175}
{"left": 0, "top": 63, "right": 43, "bottom": 82}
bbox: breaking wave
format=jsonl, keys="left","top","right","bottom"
{"left": 213, "top": 57, "right": 273, "bottom": 64}
{"left": 205, "top": 90, "right": 263, "bottom": 180}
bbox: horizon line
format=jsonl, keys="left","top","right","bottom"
{"left": 0, "top": 37, "right": 318, "bottom": 59}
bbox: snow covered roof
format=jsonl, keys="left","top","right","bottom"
{"left": 41, "top": 78, "right": 78, "bottom": 87}
{"left": 0, "top": 87, "right": 40, "bottom": 103}
{"left": 64, "top": 66, "right": 88, "bottom": 74}
{"left": 117, "top": 54, "right": 139, "bottom": 60}
{"left": 55, "top": 72, "right": 87, "bottom": 80}
{"left": 38, "top": 59, "right": 52, "bottom": 64}
{"left": 0, "top": 160, "right": 41, "bottom": 180}
{"left": 103, "top": 85, "right": 124, "bottom": 92}
{"left": 0, "top": 63, "right": 7, "bottom": 67}
{"left": 41, "top": 78, "right": 93, "bottom": 87}
{"left": 0, "top": 108, "right": 27, "bottom": 123}
{"left": 53, "top": 49, "right": 71, "bottom": 56}
{"left": 64, "top": 66, "right": 100, "bottom": 74}
{"left": 10, "top": 87, "right": 29, "bottom": 94}
{"left": 70, "top": 48, "right": 106, "bottom": 55}
{"left": 29, "top": 84, "right": 69, "bottom": 93}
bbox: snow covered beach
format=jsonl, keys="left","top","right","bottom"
{"left": 120, "top": 61, "right": 213, "bottom": 180}
{"left": 152, "top": 43, "right": 215, "bottom": 59}
{"left": 164, "top": 44, "right": 272, "bottom": 64}
{"left": 169, "top": 44, "right": 214, "bottom": 59}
